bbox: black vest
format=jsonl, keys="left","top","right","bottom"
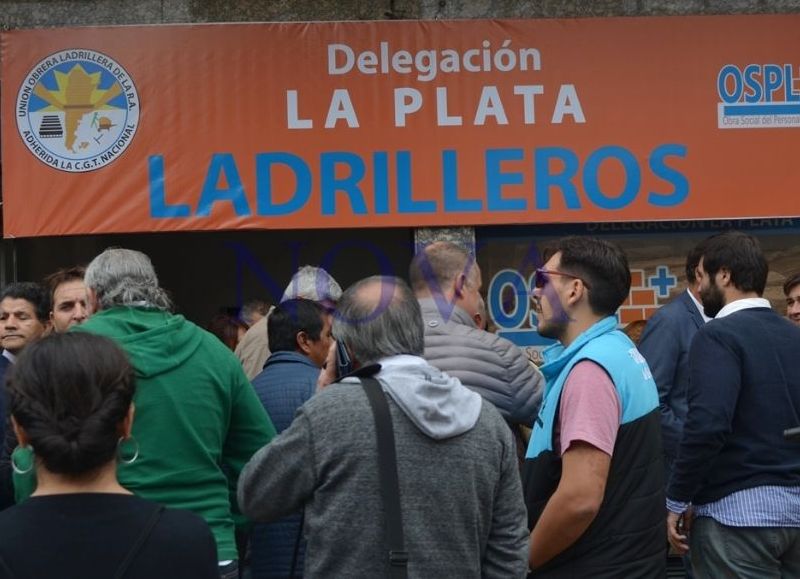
{"left": 522, "top": 409, "right": 666, "bottom": 578}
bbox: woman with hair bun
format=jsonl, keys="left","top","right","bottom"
{"left": 0, "top": 332, "right": 218, "bottom": 579}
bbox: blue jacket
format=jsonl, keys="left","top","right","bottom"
{"left": 637, "top": 290, "right": 705, "bottom": 466}
{"left": 523, "top": 317, "right": 665, "bottom": 578}
{"left": 526, "top": 317, "right": 659, "bottom": 458}
{"left": 250, "top": 351, "right": 320, "bottom": 579}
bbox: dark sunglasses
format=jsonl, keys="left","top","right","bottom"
{"left": 532, "top": 268, "right": 591, "bottom": 291}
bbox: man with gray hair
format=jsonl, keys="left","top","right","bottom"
{"left": 76, "top": 248, "right": 276, "bottom": 579}
{"left": 235, "top": 265, "right": 342, "bottom": 379}
{"left": 409, "top": 241, "right": 543, "bottom": 428}
{"left": 238, "top": 275, "right": 529, "bottom": 578}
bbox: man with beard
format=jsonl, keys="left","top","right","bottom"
{"left": 666, "top": 231, "right": 800, "bottom": 578}
{"left": 524, "top": 236, "right": 665, "bottom": 578}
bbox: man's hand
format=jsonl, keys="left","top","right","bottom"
{"left": 666, "top": 508, "right": 693, "bottom": 555}
{"left": 316, "top": 340, "right": 338, "bottom": 391}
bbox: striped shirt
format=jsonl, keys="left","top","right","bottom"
{"left": 667, "top": 486, "right": 800, "bottom": 526}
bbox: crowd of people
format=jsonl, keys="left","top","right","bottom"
{"left": 0, "top": 232, "right": 796, "bottom": 578}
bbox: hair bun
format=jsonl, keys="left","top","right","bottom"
{"left": 8, "top": 332, "right": 136, "bottom": 477}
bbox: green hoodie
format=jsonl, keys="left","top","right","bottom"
{"left": 16, "top": 307, "right": 276, "bottom": 562}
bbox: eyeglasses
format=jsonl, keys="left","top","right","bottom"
{"left": 532, "top": 268, "right": 591, "bottom": 291}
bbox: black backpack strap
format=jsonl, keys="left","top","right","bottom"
{"left": 112, "top": 504, "right": 164, "bottom": 579}
{"left": 360, "top": 377, "right": 408, "bottom": 579}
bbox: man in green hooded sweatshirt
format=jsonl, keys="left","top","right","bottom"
{"left": 77, "top": 248, "right": 275, "bottom": 579}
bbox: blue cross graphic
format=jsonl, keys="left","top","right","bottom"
{"left": 648, "top": 266, "right": 677, "bottom": 298}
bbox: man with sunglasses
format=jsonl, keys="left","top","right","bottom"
{"left": 523, "top": 236, "right": 665, "bottom": 577}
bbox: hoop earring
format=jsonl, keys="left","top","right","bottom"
{"left": 11, "top": 445, "right": 34, "bottom": 475}
{"left": 117, "top": 436, "right": 139, "bottom": 465}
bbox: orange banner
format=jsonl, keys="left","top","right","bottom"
{"left": 2, "top": 16, "right": 800, "bottom": 237}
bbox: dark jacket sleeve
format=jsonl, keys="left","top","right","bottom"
{"left": 223, "top": 365, "right": 277, "bottom": 528}
{"left": 637, "top": 311, "right": 683, "bottom": 461}
{"left": 667, "top": 327, "right": 740, "bottom": 502}
{"left": 0, "top": 419, "right": 19, "bottom": 510}
{"left": 0, "top": 359, "right": 16, "bottom": 510}
{"left": 238, "top": 408, "right": 317, "bottom": 522}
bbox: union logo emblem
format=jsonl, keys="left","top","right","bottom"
{"left": 15, "top": 49, "right": 139, "bottom": 173}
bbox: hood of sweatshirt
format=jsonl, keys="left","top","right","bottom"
{"left": 73, "top": 306, "right": 204, "bottom": 379}
{"left": 345, "top": 355, "right": 482, "bottom": 440}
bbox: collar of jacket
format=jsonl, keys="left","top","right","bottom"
{"left": 540, "top": 316, "right": 619, "bottom": 387}
{"left": 417, "top": 297, "right": 475, "bottom": 327}
{"left": 263, "top": 350, "right": 319, "bottom": 370}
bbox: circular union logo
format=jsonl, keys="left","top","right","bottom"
{"left": 15, "top": 49, "right": 140, "bottom": 173}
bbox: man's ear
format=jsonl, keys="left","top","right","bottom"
{"left": 86, "top": 288, "right": 100, "bottom": 314}
{"left": 564, "top": 278, "right": 582, "bottom": 307}
{"left": 40, "top": 317, "right": 53, "bottom": 337}
{"left": 454, "top": 273, "right": 468, "bottom": 298}
{"left": 718, "top": 268, "right": 733, "bottom": 288}
{"left": 296, "top": 331, "right": 312, "bottom": 355}
{"left": 692, "top": 268, "right": 703, "bottom": 290}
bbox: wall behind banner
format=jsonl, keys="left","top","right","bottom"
{"left": 3, "top": 0, "right": 800, "bottom": 28}
{"left": 10, "top": 228, "right": 414, "bottom": 325}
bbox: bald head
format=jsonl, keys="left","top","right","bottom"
{"left": 353, "top": 277, "right": 400, "bottom": 310}
{"left": 409, "top": 241, "right": 480, "bottom": 297}
{"left": 409, "top": 242, "right": 483, "bottom": 322}
{"left": 332, "top": 276, "right": 424, "bottom": 366}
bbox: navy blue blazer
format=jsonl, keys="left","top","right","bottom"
{"left": 638, "top": 290, "right": 705, "bottom": 467}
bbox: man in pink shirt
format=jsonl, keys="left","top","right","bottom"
{"left": 554, "top": 362, "right": 620, "bottom": 458}
{"left": 523, "top": 236, "right": 665, "bottom": 578}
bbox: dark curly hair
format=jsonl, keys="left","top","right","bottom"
{"left": 8, "top": 332, "right": 136, "bottom": 477}
{"left": 783, "top": 272, "right": 800, "bottom": 297}
{"left": 0, "top": 282, "right": 50, "bottom": 322}
{"left": 701, "top": 231, "right": 768, "bottom": 295}
{"left": 545, "top": 236, "right": 631, "bottom": 317}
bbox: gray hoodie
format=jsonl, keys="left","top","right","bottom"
{"left": 238, "top": 355, "right": 529, "bottom": 578}
{"left": 341, "top": 354, "right": 482, "bottom": 440}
